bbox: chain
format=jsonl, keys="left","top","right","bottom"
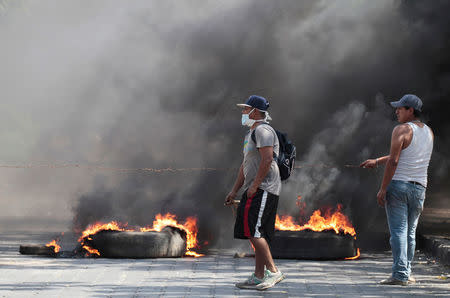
{"left": 0, "top": 162, "right": 361, "bottom": 172}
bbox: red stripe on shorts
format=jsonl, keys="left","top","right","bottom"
{"left": 243, "top": 192, "right": 257, "bottom": 237}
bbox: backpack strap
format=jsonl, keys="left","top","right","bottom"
{"left": 251, "top": 129, "right": 256, "bottom": 144}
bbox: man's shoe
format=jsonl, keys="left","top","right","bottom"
{"left": 408, "top": 276, "right": 416, "bottom": 284}
{"left": 379, "top": 277, "right": 408, "bottom": 286}
{"left": 235, "top": 273, "right": 264, "bottom": 289}
{"left": 256, "top": 270, "right": 285, "bottom": 291}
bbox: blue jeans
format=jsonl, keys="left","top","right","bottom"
{"left": 385, "top": 180, "right": 425, "bottom": 282}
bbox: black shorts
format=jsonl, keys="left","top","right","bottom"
{"left": 234, "top": 188, "right": 279, "bottom": 243}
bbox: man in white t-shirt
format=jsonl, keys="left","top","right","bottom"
{"left": 225, "top": 95, "right": 284, "bottom": 291}
{"left": 360, "top": 94, "right": 433, "bottom": 286}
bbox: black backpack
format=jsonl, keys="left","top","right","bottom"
{"left": 251, "top": 125, "right": 296, "bottom": 181}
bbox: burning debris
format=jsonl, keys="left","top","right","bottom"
{"left": 20, "top": 213, "right": 204, "bottom": 258}
{"left": 20, "top": 244, "right": 59, "bottom": 257}
{"left": 79, "top": 226, "right": 187, "bottom": 258}
{"left": 272, "top": 204, "right": 360, "bottom": 260}
{"left": 78, "top": 213, "right": 204, "bottom": 258}
{"left": 139, "top": 213, "right": 203, "bottom": 257}
{"left": 19, "top": 236, "right": 63, "bottom": 257}
{"left": 270, "top": 230, "right": 358, "bottom": 260}
{"left": 46, "top": 239, "right": 61, "bottom": 253}
{"left": 275, "top": 204, "right": 356, "bottom": 237}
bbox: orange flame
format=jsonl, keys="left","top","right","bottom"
{"left": 78, "top": 221, "right": 130, "bottom": 242}
{"left": 140, "top": 213, "right": 204, "bottom": 257}
{"left": 82, "top": 245, "right": 100, "bottom": 256}
{"left": 78, "top": 221, "right": 132, "bottom": 256}
{"left": 275, "top": 204, "right": 356, "bottom": 237}
{"left": 45, "top": 239, "right": 61, "bottom": 253}
{"left": 345, "top": 248, "right": 361, "bottom": 260}
{"left": 275, "top": 215, "right": 302, "bottom": 231}
{"left": 185, "top": 250, "right": 204, "bottom": 257}
{"left": 276, "top": 204, "right": 360, "bottom": 259}
{"left": 79, "top": 213, "right": 204, "bottom": 257}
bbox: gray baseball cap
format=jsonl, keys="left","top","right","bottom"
{"left": 390, "top": 94, "right": 423, "bottom": 112}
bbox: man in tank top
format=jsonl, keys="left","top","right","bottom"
{"left": 360, "top": 94, "right": 434, "bottom": 286}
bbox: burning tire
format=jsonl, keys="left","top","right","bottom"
{"left": 82, "top": 226, "right": 187, "bottom": 258}
{"left": 270, "top": 230, "right": 357, "bottom": 260}
{"left": 19, "top": 244, "right": 57, "bottom": 257}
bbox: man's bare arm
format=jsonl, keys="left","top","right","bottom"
{"left": 376, "top": 155, "right": 390, "bottom": 165}
{"left": 376, "top": 124, "right": 410, "bottom": 206}
{"left": 360, "top": 155, "right": 389, "bottom": 168}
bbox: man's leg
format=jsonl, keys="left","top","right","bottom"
{"left": 385, "top": 182, "right": 409, "bottom": 282}
{"left": 250, "top": 237, "right": 277, "bottom": 279}
{"left": 406, "top": 185, "right": 425, "bottom": 277}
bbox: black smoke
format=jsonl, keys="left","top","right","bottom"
{"left": 70, "top": 0, "right": 450, "bottom": 248}
{"left": 1, "top": 1, "right": 448, "bottom": 246}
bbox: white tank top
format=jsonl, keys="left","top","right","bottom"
{"left": 392, "top": 122, "right": 433, "bottom": 187}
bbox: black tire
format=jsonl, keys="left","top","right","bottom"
{"left": 83, "top": 226, "right": 187, "bottom": 258}
{"left": 270, "top": 230, "right": 357, "bottom": 260}
{"left": 19, "top": 244, "right": 57, "bottom": 256}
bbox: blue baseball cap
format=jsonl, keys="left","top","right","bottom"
{"left": 237, "top": 95, "right": 270, "bottom": 111}
{"left": 390, "top": 94, "right": 423, "bottom": 112}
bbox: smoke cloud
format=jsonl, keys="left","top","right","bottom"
{"left": 0, "top": 1, "right": 448, "bottom": 247}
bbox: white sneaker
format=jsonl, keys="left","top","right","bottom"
{"left": 235, "top": 273, "right": 264, "bottom": 289}
{"left": 256, "top": 269, "right": 285, "bottom": 291}
{"left": 379, "top": 277, "right": 408, "bottom": 286}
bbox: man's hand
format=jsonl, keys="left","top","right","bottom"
{"left": 360, "top": 159, "right": 377, "bottom": 168}
{"left": 247, "top": 185, "right": 258, "bottom": 199}
{"left": 377, "top": 189, "right": 387, "bottom": 207}
{"left": 224, "top": 192, "right": 237, "bottom": 206}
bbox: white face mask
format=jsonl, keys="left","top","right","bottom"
{"left": 241, "top": 108, "right": 268, "bottom": 127}
{"left": 241, "top": 109, "right": 255, "bottom": 127}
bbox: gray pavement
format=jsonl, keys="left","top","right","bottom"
{"left": 0, "top": 232, "right": 449, "bottom": 297}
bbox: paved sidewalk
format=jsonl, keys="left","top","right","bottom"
{"left": 0, "top": 232, "right": 448, "bottom": 297}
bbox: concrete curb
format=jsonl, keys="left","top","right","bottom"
{"left": 420, "top": 235, "right": 450, "bottom": 266}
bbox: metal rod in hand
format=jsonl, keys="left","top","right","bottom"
{"left": 230, "top": 200, "right": 240, "bottom": 218}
